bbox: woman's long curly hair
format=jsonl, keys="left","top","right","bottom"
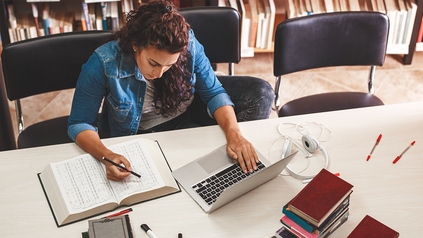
{"left": 110, "top": 0, "right": 192, "bottom": 117}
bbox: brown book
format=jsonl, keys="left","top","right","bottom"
{"left": 347, "top": 215, "right": 399, "bottom": 238}
{"left": 288, "top": 169, "right": 353, "bottom": 227}
{"left": 245, "top": 0, "right": 259, "bottom": 47}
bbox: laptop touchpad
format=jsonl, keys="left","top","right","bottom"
{"left": 197, "top": 150, "right": 235, "bottom": 174}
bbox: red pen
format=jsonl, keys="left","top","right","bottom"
{"left": 393, "top": 141, "right": 415, "bottom": 164}
{"left": 103, "top": 208, "right": 133, "bottom": 218}
{"left": 367, "top": 134, "right": 382, "bottom": 161}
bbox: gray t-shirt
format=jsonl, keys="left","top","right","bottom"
{"left": 138, "top": 79, "right": 193, "bottom": 130}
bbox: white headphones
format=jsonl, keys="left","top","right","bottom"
{"left": 271, "top": 122, "right": 330, "bottom": 183}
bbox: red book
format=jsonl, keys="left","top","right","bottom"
{"left": 347, "top": 215, "right": 399, "bottom": 238}
{"left": 288, "top": 169, "right": 353, "bottom": 227}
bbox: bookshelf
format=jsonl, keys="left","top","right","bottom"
{"left": 1, "top": 0, "right": 422, "bottom": 64}
{"left": 232, "top": 0, "right": 423, "bottom": 64}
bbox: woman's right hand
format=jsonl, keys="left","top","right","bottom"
{"left": 102, "top": 153, "right": 133, "bottom": 181}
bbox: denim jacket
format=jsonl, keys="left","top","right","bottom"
{"left": 68, "top": 30, "right": 233, "bottom": 141}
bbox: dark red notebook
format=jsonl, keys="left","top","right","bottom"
{"left": 347, "top": 215, "right": 399, "bottom": 238}
{"left": 288, "top": 169, "right": 353, "bottom": 227}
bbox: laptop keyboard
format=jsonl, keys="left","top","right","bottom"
{"left": 191, "top": 161, "right": 266, "bottom": 205}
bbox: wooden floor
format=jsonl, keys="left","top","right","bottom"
{"left": 6, "top": 51, "right": 423, "bottom": 140}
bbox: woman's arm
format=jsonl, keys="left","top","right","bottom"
{"left": 75, "top": 130, "right": 132, "bottom": 181}
{"left": 214, "top": 105, "right": 258, "bottom": 173}
{"left": 69, "top": 50, "right": 132, "bottom": 181}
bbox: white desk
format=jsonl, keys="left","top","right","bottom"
{"left": 1, "top": 101, "right": 422, "bottom": 237}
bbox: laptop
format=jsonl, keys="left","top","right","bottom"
{"left": 172, "top": 144, "right": 298, "bottom": 213}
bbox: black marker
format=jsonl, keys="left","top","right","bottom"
{"left": 141, "top": 224, "right": 159, "bottom": 238}
{"left": 102, "top": 157, "right": 141, "bottom": 178}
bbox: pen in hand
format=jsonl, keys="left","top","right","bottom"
{"left": 102, "top": 157, "right": 141, "bottom": 178}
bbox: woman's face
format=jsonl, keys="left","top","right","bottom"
{"left": 133, "top": 44, "right": 180, "bottom": 80}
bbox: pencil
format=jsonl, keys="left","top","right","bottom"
{"left": 102, "top": 157, "right": 141, "bottom": 178}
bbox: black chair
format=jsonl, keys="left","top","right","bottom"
{"left": 273, "top": 12, "right": 389, "bottom": 117}
{"left": 179, "top": 6, "right": 240, "bottom": 75}
{"left": 0, "top": 61, "right": 16, "bottom": 151}
{"left": 179, "top": 6, "right": 274, "bottom": 124}
{"left": 2, "top": 30, "right": 112, "bottom": 149}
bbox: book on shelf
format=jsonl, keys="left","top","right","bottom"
{"left": 42, "top": 2, "right": 51, "bottom": 35}
{"left": 110, "top": 1, "right": 120, "bottom": 32}
{"left": 38, "top": 138, "right": 180, "bottom": 227}
{"left": 273, "top": 0, "right": 286, "bottom": 39}
{"left": 332, "top": 0, "right": 341, "bottom": 12}
{"left": 358, "top": 0, "right": 372, "bottom": 11}
{"left": 403, "top": 0, "right": 418, "bottom": 45}
{"left": 263, "top": 0, "right": 276, "bottom": 50}
{"left": 101, "top": 2, "right": 108, "bottom": 30}
{"left": 286, "top": 0, "right": 298, "bottom": 18}
{"left": 89, "top": 3, "right": 97, "bottom": 30}
{"left": 310, "top": 0, "right": 323, "bottom": 14}
{"left": 88, "top": 215, "right": 135, "bottom": 238}
{"left": 7, "top": 3, "right": 18, "bottom": 43}
{"left": 259, "top": 0, "right": 269, "bottom": 49}
{"left": 305, "top": 0, "right": 313, "bottom": 13}
{"left": 324, "top": 0, "right": 334, "bottom": 12}
{"left": 82, "top": 1, "right": 92, "bottom": 31}
{"left": 237, "top": 0, "right": 255, "bottom": 57}
{"left": 95, "top": 3, "right": 104, "bottom": 30}
{"left": 396, "top": 0, "right": 408, "bottom": 44}
{"left": 31, "top": 3, "right": 41, "bottom": 37}
{"left": 81, "top": 10, "right": 88, "bottom": 31}
{"left": 255, "top": 0, "right": 265, "bottom": 48}
{"left": 347, "top": 215, "right": 399, "bottom": 238}
{"left": 287, "top": 168, "right": 353, "bottom": 227}
{"left": 349, "top": 0, "right": 361, "bottom": 11}
{"left": 246, "top": 0, "right": 260, "bottom": 48}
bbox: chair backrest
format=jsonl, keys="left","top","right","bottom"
{"left": 178, "top": 7, "right": 241, "bottom": 65}
{"left": 273, "top": 12, "right": 389, "bottom": 76}
{"left": 2, "top": 30, "right": 113, "bottom": 101}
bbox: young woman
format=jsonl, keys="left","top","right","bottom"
{"left": 68, "top": 0, "right": 274, "bottom": 181}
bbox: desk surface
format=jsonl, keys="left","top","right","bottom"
{"left": 1, "top": 101, "right": 422, "bottom": 238}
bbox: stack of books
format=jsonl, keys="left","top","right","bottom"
{"left": 279, "top": 169, "right": 353, "bottom": 238}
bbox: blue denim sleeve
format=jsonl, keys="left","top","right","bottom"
{"left": 67, "top": 52, "right": 108, "bottom": 141}
{"left": 191, "top": 32, "right": 234, "bottom": 118}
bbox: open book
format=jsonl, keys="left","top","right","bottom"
{"left": 38, "top": 138, "right": 180, "bottom": 227}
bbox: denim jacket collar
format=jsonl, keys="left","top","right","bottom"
{"left": 119, "top": 50, "right": 145, "bottom": 82}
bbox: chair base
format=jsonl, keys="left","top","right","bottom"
{"left": 278, "top": 92, "right": 384, "bottom": 117}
